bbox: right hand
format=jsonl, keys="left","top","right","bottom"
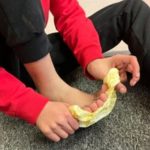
{"left": 87, "top": 55, "right": 140, "bottom": 94}
{"left": 36, "top": 102, "right": 79, "bottom": 142}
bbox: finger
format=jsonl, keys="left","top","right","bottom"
{"left": 128, "top": 56, "right": 140, "bottom": 86}
{"left": 66, "top": 115, "right": 79, "bottom": 130}
{"left": 44, "top": 127, "right": 61, "bottom": 142}
{"left": 113, "top": 55, "right": 140, "bottom": 86}
{"left": 126, "top": 63, "right": 133, "bottom": 73}
{"left": 119, "top": 72, "right": 127, "bottom": 83}
{"left": 130, "top": 71, "right": 140, "bottom": 86}
{"left": 53, "top": 125, "right": 69, "bottom": 139}
{"left": 60, "top": 121, "right": 75, "bottom": 135}
{"left": 127, "top": 63, "right": 140, "bottom": 86}
{"left": 115, "top": 83, "right": 127, "bottom": 94}
{"left": 56, "top": 115, "right": 75, "bottom": 134}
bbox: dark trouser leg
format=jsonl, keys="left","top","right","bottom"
{"left": 0, "top": 36, "right": 35, "bottom": 88}
{"left": 89, "top": 0, "right": 150, "bottom": 78}
{"left": 0, "top": 36, "right": 20, "bottom": 78}
{"left": 0, "top": 33, "right": 78, "bottom": 88}
{"left": 20, "top": 33, "right": 79, "bottom": 87}
{"left": 48, "top": 0, "right": 150, "bottom": 80}
{"left": 47, "top": 33, "right": 79, "bottom": 77}
{"left": 1, "top": 0, "right": 150, "bottom": 87}
{"left": 19, "top": 0, "right": 150, "bottom": 86}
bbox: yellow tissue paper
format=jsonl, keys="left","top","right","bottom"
{"left": 69, "top": 68, "right": 120, "bottom": 128}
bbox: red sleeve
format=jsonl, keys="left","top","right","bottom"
{"left": 0, "top": 67, "right": 49, "bottom": 124}
{"left": 50, "top": 0, "right": 103, "bottom": 74}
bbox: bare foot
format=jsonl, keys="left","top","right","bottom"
{"left": 83, "top": 99, "right": 105, "bottom": 112}
{"left": 39, "top": 76, "right": 107, "bottom": 109}
{"left": 55, "top": 83, "right": 107, "bottom": 111}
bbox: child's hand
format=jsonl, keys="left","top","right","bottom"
{"left": 87, "top": 54, "right": 140, "bottom": 94}
{"left": 36, "top": 102, "right": 79, "bottom": 142}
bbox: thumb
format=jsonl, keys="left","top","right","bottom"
{"left": 115, "top": 82, "right": 127, "bottom": 94}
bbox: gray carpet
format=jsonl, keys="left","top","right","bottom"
{"left": 0, "top": 67, "right": 150, "bottom": 150}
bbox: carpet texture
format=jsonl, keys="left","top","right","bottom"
{"left": 0, "top": 67, "right": 150, "bottom": 150}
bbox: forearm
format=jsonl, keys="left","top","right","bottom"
{"left": 24, "top": 53, "right": 70, "bottom": 100}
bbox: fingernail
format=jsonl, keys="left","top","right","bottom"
{"left": 131, "top": 81, "right": 136, "bottom": 86}
{"left": 136, "top": 73, "right": 140, "bottom": 78}
{"left": 120, "top": 88, "right": 126, "bottom": 93}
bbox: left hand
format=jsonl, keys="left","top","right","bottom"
{"left": 87, "top": 54, "right": 140, "bottom": 93}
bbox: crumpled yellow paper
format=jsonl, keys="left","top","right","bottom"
{"left": 69, "top": 68, "right": 120, "bottom": 128}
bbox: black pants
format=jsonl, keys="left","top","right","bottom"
{"left": 0, "top": 0, "right": 150, "bottom": 87}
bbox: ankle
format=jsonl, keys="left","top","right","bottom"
{"left": 63, "top": 87, "right": 95, "bottom": 107}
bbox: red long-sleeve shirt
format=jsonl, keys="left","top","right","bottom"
{"left": 0, "top": 0, "right": 103, "bottom": 124}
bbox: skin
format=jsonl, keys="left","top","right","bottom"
{"left": 24, "top": 54, "right": 107, "bottom": 107}
{"left": 24, "top": 53, "right": 140, "bottom": 142}
{"left": 36, "top": 102, "right": 79, "bottom": 142}
{"left": 24, "top": 53, "right": 107, "bottom": 142}
{"left": 87, "top": 54, "right": 140, "bottom": 94}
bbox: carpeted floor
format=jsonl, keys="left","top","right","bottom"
{"left": 0, "top": 66, "right": 150, "bottom": 150}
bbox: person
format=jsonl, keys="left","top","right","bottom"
{"left": 0, "top": 0, "right": 149, "bottom": 142}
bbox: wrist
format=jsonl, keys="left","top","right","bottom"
{"left": 86, "top": 57, "right": 113, "bottom": 80}
{"left": 87, "top": 59, "right": 98, "bottom": 73}
{"left": 86, "top": 59, "right": 102, "bottom": 78}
